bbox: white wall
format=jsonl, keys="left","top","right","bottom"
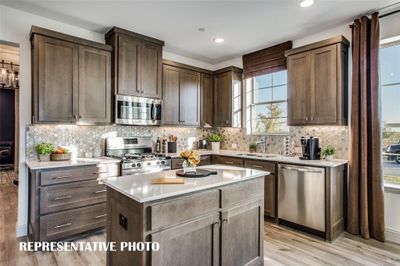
{"left": 0, "top": 4, "right": 213, "bottom": 237}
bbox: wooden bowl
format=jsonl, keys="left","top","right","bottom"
{"left": 50, "top": 153, "right": 71, "bottom": 161}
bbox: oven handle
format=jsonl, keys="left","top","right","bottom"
{"left": 151, "top": 104, "right": 156, "bottom": 121}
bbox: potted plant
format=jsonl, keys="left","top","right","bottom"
{"left": 35, "top": 143, "right": 54, "bottom": 162}
{"left": 208, "top": 133, "right": 224, "bottom": 152}
{"left": 179, "top": 150, "right": 200, "bottom": 174}
{"left": 322, "top": 145, "right": 336, "bottom": 161}
{"left": 249, "top": 143, "right": 257, "bottom": 153}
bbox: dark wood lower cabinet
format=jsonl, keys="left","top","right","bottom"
{"left": 221, "top": 199, "right": 264, "bottom": 266}
{"left": 151, "top": 213, "right": 220, "bottom": 266}
{"left": 106, "top": 177, "right": 264, "bottom": 266}
{"left": 28, "top": 165, "right": 105, "bottom": 242}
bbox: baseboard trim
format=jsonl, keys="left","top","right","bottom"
{"left": 16, "top": 224, "right": 27, "bottom": 238}
{"left": 386, "top": 228, "right": 400, "bottom": 244}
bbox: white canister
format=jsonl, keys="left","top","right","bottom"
{"left": 211, "top": 142, "right": 220, "bottom": 152}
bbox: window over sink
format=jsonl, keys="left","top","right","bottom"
{"left": 245, "top": 70, "right": 289, "bottom": 135}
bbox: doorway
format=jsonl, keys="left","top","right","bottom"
{"left": 0, "top": 41, "right": 19, "bottom": 185}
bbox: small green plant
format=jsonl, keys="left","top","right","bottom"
{"left": 322, "top": 145, "right": 336, "bottom": 156}
{"left": 208, "top": 133, "right": 224, "bottom": 143}
{"left": 35, "top": 143, "right": 54, "bottom": 155}
{"left": 249, "top": 143, "right": 257, "bottom": 149}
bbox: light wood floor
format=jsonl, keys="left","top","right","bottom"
{"left": 1, "top": 177, "right": 400, "bottom": 266}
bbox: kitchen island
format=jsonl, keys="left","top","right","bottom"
{"left": 101, "top": 164, "right": 268, "bottom": 266}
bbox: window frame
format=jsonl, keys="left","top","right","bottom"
{"left": 244, "top": 70, "right": 289, "bottom": 136}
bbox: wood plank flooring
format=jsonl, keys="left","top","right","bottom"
{"left": 1, "top": 178, "right": 399, "bottom": 266}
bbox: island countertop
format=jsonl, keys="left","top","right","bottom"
{"left": 100, "top": 164, "right": 269, "bottom": 203}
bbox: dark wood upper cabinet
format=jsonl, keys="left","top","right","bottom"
{"left": 213, "top": 67, "right": 243, "bottom": 128}
{"left": 34, "top": 35, "right": 79, "bottom": 123}
{"left": 201, "top": 73, "right": 213, "bottom": 127}
{"left": 180, "top": 69, "right": 200, "bottom": 126}
{"left": 286, "top": 36, "right": 349, "bottom": 126}
{"left": 31, "top": 26, "right": 112, "bottom": 124}
{"left": 162, "top": 63, "right": 200, "bottom": 126}
{"left": 162, "top": 65, "right": 181, "bottom": 125}
{"left": 116, "top": 34, "right": 140, "bottom": 96}
{"left": 78, "top": 46, "right": 112, "bottom": 124}
{"left": 105, "top": 27, "right": 164, "bottom": 99}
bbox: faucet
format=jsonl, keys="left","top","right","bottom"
{"left": 256, "top": 136, "right": 268, "bottom": 154}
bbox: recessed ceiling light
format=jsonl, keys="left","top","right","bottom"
{"left": 299, "top": 0, "right": 314, "bottom": 7}
{"left": 198, "top": 27, "right": 206, "bottom": 32}
{"left": 214, "top": 38, "right": 224, "bottom": 44}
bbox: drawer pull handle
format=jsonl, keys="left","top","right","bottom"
{"left": 94, "top": 171, "right": 108, "bottom": 175}
{"left": 225, "top": 161, "right": 234, "bottom": 165}
{"left": 95, "top": 214, "right": 107, "bottom": 219}
{"left": 252, "top": 165, "right": 264, "bottom": 169}
{"left": 54, "top": 222, "right": 72, "bottom": 229}
{"left": 52, "top": 175, "right": 72, "bottom": 179}
{"left": 94, "top": 189, "right": 107, "bottom": 194}
{"left": 54, "top": 195, "right": 72, "bottom": 201}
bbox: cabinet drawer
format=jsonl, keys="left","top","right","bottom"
{"left": 199, "top": 155, "right": 211, "bottom": 166}
{"left": 244, "top": 159, "right": 276, "bottom": 174}
{"left": 40, "top": 180, "right": 106, "bottom": 214}
{"left": 149, "top": 189, "right": 219, "bottom": 231}
{"left": 40, "top": 203, "right": 106, "bottom": 241}
{"left": 40, "top": 165, "right": 99, "bottom": 186}
{"left": 212, "top": 156, "right": 243, "bottom": 167}
{"left": 171, "top": 158, "right": 184, "bottom": 170}
{"left": 220, "top": 177, "right": 264, "bottom": 208}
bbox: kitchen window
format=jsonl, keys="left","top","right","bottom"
{"left": 380, "top": 39, "right": 400, "bottom": 188}
{"left": 245, "top": 70, "right": 289, "bottom": 134}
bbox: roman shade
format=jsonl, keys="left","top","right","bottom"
{"left": 242, "top": 41, "right": 292, "bottom": 79}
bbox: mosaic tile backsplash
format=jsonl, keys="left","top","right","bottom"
{"left": 26, "top": 125, "right": 348, "bottom": 160}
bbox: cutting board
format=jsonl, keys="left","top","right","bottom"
{"left": 151, "top": 177, "right": 185, "bottom": 184}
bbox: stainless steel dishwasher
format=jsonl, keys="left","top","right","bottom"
{"left": 278, "top": 164, "right": 325, "bottom": 232}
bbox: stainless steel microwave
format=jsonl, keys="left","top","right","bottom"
{"left": 115, "top": 95, "right": 162, "bottom": 125}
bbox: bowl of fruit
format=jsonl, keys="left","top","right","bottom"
{"left": 50, "top": 147, "right": 71, "bottom": 161}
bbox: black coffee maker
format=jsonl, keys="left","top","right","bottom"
{"left": 300, "top": 136, "right": 321, "bottom": 160}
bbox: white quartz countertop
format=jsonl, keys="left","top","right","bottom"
{"left": 26, "top": 157, "right": 121, "bottom": 170}
{"left": 100, "top": 165, "right": 268, "bottom": 203}
{"left": 166, "top": 150, "right": 348, "bottom": 168}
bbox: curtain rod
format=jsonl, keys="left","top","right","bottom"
{"left": 379, "top": 8, "right": 400, "bottom": 18}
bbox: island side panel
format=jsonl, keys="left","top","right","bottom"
{"left": 107, "top": 187, "right": 146, "bottom": 266}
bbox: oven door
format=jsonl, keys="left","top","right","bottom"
{"left": 115, "top": 95, "right": 161, "bottom": 125}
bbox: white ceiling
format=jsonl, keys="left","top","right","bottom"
{"left": 1, "top": 0, "right": 399, "bottom": 64}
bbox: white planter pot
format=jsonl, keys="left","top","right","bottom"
{"left": 325, "top": 155, "right": 334, "bottom": 161}
{"left": 211, "top": 142, "right": 220, "bottom": 152}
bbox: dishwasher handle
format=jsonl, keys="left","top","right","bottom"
{"left": 280, "top": 165, "right": 323, "bottom": 174}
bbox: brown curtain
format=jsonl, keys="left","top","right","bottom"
{"left": 348, "top": 12, "right": 385, "bottom": 241}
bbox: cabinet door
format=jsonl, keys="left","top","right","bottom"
{"left": 221, "top": 199, "right": 264, "bottom": 266}
{"left": 201, "top": 73, "right": 213, "bottom": 127}
{"left": 151, "top": 213, "right": 220, "bottom": 266}
{"left": 214, "top": 72, "right": 232, "bottom": 127}
{"left": 140, "top": 41, "right": 162, "bottom": 98}
{"left": 35, "top": 35, "right": 78, "bottom": 123}
{"left": 310, "top": 45, "right": 338, "bottom": 124}
{"left": 287, "top": 52, "right": 311, "bottom": 125}
{"left": 264, "top": 174, "right": 276, "bottom": 218}
{"left": 162, "top": 65, "right": 180, "bottom": 125}
{"left": 180, "top": 69, "right": 200, "bottom": 126}
{"left": 117, "top": 34, "right": 140, "bottom": 96}
{"left": 78, "top": 46, "right": 111, "bottom": 124}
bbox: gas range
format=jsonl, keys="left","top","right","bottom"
{"left": 105, "top": 137, "right": 171, "bottom": 175}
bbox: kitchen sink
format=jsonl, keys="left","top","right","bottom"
{"left": 237, "top": 153, "right": 279, "bottom": 158}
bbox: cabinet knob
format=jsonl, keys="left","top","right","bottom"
{"left": 225, "top": 120, "right": 229, "bottom": 124}
{"left": 311, "top": 116, "right": 314, "bottom": 121}
{"left": 73, "top": 115, "right": 77, "bottom": 120}
{"left": 305, "top": 116, "right": 309, "bottom": 121}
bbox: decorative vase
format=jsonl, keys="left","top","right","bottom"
{"left": 211, "top": 142, "right": 220, "bottom": 152}
{"left": 38, "top": 154, "right": 50, "bottom": 162}
{"left": 325, "top": 155, "right": 334, "bottom": 161}
{"left": 182, "top": 160, "right": 196, "bottom": 174}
